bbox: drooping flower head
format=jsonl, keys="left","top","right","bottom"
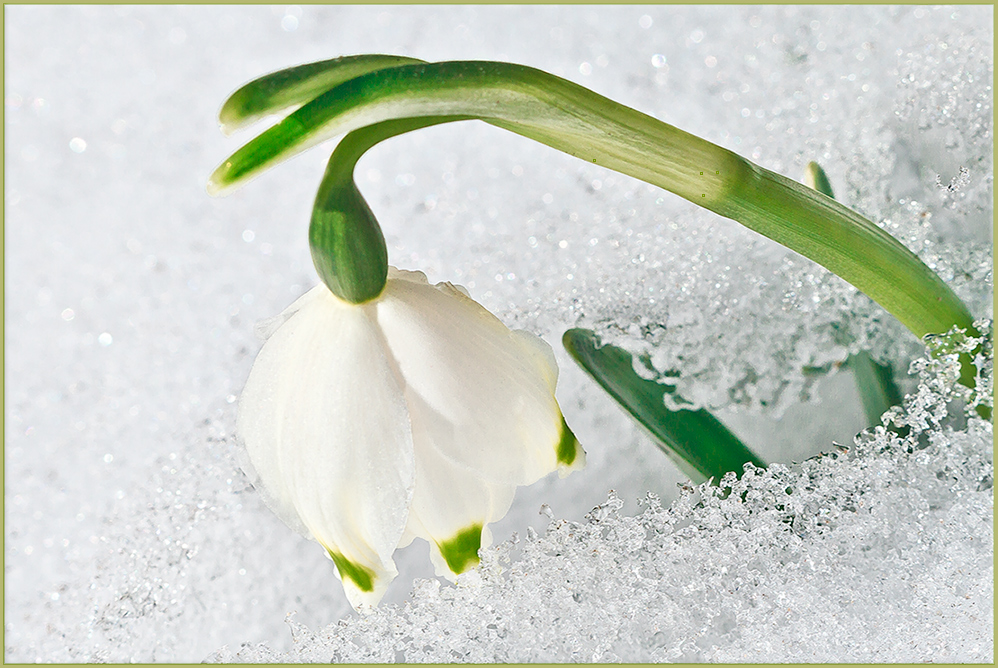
{"left": 238, "top": 268, "right": 584, "bottom": 609}
{"left": 210, "top": 59, "right": 587, "bottom": 610}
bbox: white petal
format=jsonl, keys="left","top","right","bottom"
{"left": 386, "top": 266, "right": 430, "bottom": 284}
{"left": 402, "top": 390, "right": 517, "bottom": 578}
{"left": 237, "top": 285, "right": 415, "bottom": 609}
{"left": 375, "top": 271, "right": 583, "bottom": 485}
{"left": 252, "top": 283, "right": 329, "bottom": 341}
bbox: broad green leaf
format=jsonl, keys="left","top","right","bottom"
{"left": 209, "top": 59, "right": 975, "bottom": 343}
{"left": 563, "top": 328, "right": 765, "bottom": 483}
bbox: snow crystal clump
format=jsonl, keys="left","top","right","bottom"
{"left": 207, "top": 323, "right": 993, "bottom": 664}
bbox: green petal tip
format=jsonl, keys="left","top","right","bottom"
{"left": 556, "top": 414, "right": 581, "bottom": 467}
{"left": 328, "top": 550, "right": 376, "bottom": 592}
{"left": 438, "top": 524, "right": 483, "bottom": 575}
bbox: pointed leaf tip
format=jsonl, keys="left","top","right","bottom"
{"left": 205, "top": 171, "right": 228, "bottom": 197}
{"left": 217, "top": 54, "right": 428, "bottom": 135}
{"left": 803, "top": 161, "right": 835, "bottom": 199}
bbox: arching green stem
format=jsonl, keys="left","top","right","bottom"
{"left": 804, "top": 162, "right": 903, "bottom": 426}
{"left": 210, "top": 58, "right": 979, "bottom": 383}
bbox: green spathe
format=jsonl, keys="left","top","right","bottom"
{"left": 438, "top": 524, "right": 483, "bottom": 574}
{"left": 309, "top": 117, "right": 470, "bottom": 303}
{"left": 328, "top": 550, "right": 376, "bottom": 593}
{"left": 310, "top": 168, "right": 388, "bottom": 304}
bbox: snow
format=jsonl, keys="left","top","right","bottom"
{"left": 4, "top": 5, "right": 992, "bottom": 662}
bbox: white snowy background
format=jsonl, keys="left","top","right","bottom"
{"left": 4, "top": 5, "right": 992, "bottom": 662}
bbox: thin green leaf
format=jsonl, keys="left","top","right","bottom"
{"left": 218, "top": 54, "right": 425, "bottom": 134}
{"left": 847, "top": 351, "right": 904, "bottom": 428}
{"left": 800, "top": 161, "right": 905, "bottom": 427}
{"left": 563, "top": 328, "right": 765, "bottom": 483}
{"left": 208, "top": 59, "right": 975, "bottom": 343}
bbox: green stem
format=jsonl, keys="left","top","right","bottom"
{"left": 209, "top": 59, "right": 976, "bottom": 347}
{"left": 801, "top": 160, "right": 982, "bottom": 416}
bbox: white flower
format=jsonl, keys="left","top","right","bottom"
{"left": 237, "top": 267, "right": 584, "bottom": 609}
